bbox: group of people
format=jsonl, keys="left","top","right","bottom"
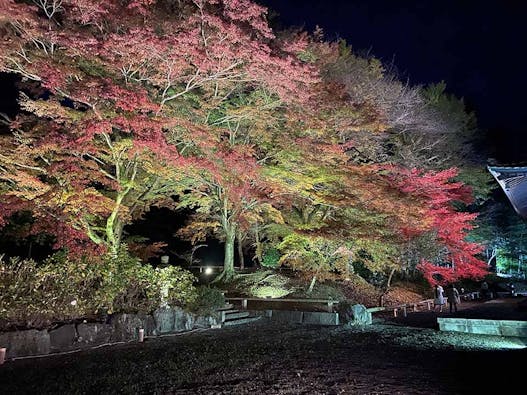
{"left": 433, "top": 284, "right": 461, "bottom": 313}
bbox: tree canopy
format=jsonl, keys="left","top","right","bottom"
{"left": 0, "top": 0, "right": 488, "bottom": 287}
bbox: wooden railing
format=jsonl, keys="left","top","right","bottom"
{"left": 367, "top": 299, "right": 435, "bottom": 318}
{"left": 226, "top": 297, "right": 339, "bottom": 312}
{"left": 226, "top": 296, "right": 436, "bottom": 317}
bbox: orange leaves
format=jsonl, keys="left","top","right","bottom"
{"left": 177, "top": 215, "right": 221, "bottom": 244}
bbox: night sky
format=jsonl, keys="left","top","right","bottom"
{"left": 259, "top": 0, "right": 527, "bottom": 163}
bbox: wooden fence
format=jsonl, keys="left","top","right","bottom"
{"left": 367, "top": 299, "right": 435, "bottom": 318}
{"left": 226, "top": 296, "right": 437, "bottom": 317}
{"left": 226, "top": 297, "right": 339, "bottom": 312}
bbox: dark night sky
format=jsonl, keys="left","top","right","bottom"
{"left": 258, "top": 0, "right": 527, "bottom": 163}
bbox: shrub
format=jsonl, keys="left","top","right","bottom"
{"left": 185, "top": 286, "right": 225, "bottom": 315}
{"left": 99, "top": 250, "right": 197, "bottom": 314}
{"left": 249, "top": 274, "right": 293, "bottom": 298}
{"left": 108, "top": 261, "right": 197, "bottom": 314}
{"left": 0, "top": 253, "right": 101, "bottom": 328}
{"left": 290, "top": 282, "right": 345, "bottom": 300}
{"left": 0, "top": 249, "right": 198, "bottom": 329}
{"left": 233, "top": 270, "right": 294, "bottom": 298}
{"left": 261, "top": 247, "right": 281, "bottom": 268}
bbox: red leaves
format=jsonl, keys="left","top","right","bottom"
{"left": 387, "top": 166, "right": 472, "bottom": 204}
{"left": 126, "top": 0, "right": 156, "bottom": 16}
{"left": 80, "top": 120, "right": 112, "bottom": 143}
{"left": 48, "top": 221, "right": 106, "bottom": 258}
{"left": 386, "top": 165, "right": 487, "bottom": 284}
{"left": 99, "top": 81, "right": 159, "bottom": 113}
{"left": 204, "top": 145, "right": 268, "bottom": 201}
{"left": 64, "top": 0, "right": 109, "bottom": 27}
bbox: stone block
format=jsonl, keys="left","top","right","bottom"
{"left": 193, "top": 315, "right": 219, "bottom": 329}
{"left": 467, "top": 319, "right": 501, "bottom": 335}
{"left": 303, "top": 311, "right": 339, "bottom": 326}
{"left": 437, "top": 318, "right": 468, "bottom": 333}
{"left": 348, "top": 304, "right": 372, "bottom": 325}
{"left": 154, "top": 307, "right": 177, "bottom": 333}
{"left": 499, "top": 320, "right": 527, "bottom": 337}
{"left": 269, "top": 310, "right": 304, "bottom": 324}
{"left": 173, "top": 307, "right": 194, "bottom": 332}
{"left": 76, "top": 323, "right": 113, "bottom": 346}
{"left": 111, "top": 313, "right": 155, "bottom": 341}
{"left": 0, "top": 329, "right": 50, "bottom": 359}
{"left": 438, "top": 318, "right": 527, "bottom": 338}
{"left": 49, "top": 324, "right": 77, "bottom": 352}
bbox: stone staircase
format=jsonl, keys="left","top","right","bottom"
{"left": 217, "top": 303, "right": 261, "bottom": 327}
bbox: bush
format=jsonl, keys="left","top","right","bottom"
{"left": 185, "top": 286, "right": 225, "bottom": 315}
{"left": 233, "top": 270, "right": 294, "bottom": 298}
{"left": 290, "top": 282, "right": 345, "bottom": 300}
{"left": 249, "top": 274, "right": 292, "bottom": 298}
{"left": 0, "top": 253, "right": 101, "bottom": 328}
{"left": 101, "top": 250, "right": 197, "bottom": 314}
{"left": 0, "top": 250, "right": 198, "bottom": 329}
{"left": 261, "top": 247, "right": 281, "bottom": 268}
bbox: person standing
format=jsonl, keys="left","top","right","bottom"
{"left": 433, "top": 284, "right": 445, "bottom": 312}
{"left": 445, "top": 284, "right": 461, "bottom": 313}
{"left": 480, "top": 281, "right": 489, "bottom": 299}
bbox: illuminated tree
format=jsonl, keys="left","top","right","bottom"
{"left": 0, "top": 0, "right": 316, "bottom": 260}
{"left": 0, "top": 0, "right": 487, "bottom": 293}
{"left": 386, "top": 166, "right": 488, "bottom": 284}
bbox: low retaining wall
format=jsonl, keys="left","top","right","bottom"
{"left": 0, "top": 307, "right": 220, "bottom": 360}
{"left": 437, "top": 318, "right": 527, "bottom": 338}
{"left": 265, "top": 310, "right": 339, "bottom": 326}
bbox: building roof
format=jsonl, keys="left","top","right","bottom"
{"left": 488, "top": 166, "right": 527, "bottom": 218}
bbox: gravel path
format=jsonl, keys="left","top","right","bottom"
{"left": 1, "top": 299, "right": 526, "bottom": 394}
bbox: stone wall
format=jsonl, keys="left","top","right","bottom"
{"left": 265, "top": 310, "right": 340, "bottom": 326}
{"left": 0, "top": 307, "right": 220, "bottom": 360}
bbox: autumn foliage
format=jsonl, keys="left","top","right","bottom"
{"left": 0, "top": 0, "right": 486, "bottom": 287}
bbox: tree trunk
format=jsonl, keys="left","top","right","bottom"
{"left": 27, "top": 240, "right": 33, "bottom": 259}
{"left": 307, "top": 276, "right": 317, "bottom": 293}
{"left": 237, "top": 230, "right": 245, "bottom": 269}
{"left": 107, "top": 191, "right": 126, "bottom": 257}
{"left": 253, "top": 224, "right": 262, "bottom": 268}
{"left": 487, "top": 248, "right": 497, "bottom": 266}
{"left": 237, "top": 239, "right": 245, "bottom": 270}
{"left": 220, "top": 224, "right": 236, "bottom": 281}
{"left": 379, "top": 267, "right": 396, "bottom": 307}
{"left": 107, "top": 217, "right": 124, "bottom": 257}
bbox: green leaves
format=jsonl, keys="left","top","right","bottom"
{"left": 0, "top": 249, "right": 198, "bottom": 327}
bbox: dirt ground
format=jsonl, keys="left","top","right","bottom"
{"left": 383, "top": 296, "right": 527, "bottom": 328}
{"left": 1, "top": 298, "right": 526, "bottom": 395}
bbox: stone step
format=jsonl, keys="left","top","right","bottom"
{"left": 222, "top": 316, "right": 262, "bottom": 327}
{"left": 223, "top": 310, "right": 250, "bottom": 321}
{"left": 217, "top": 303, "right": 234, "bottom": 311}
